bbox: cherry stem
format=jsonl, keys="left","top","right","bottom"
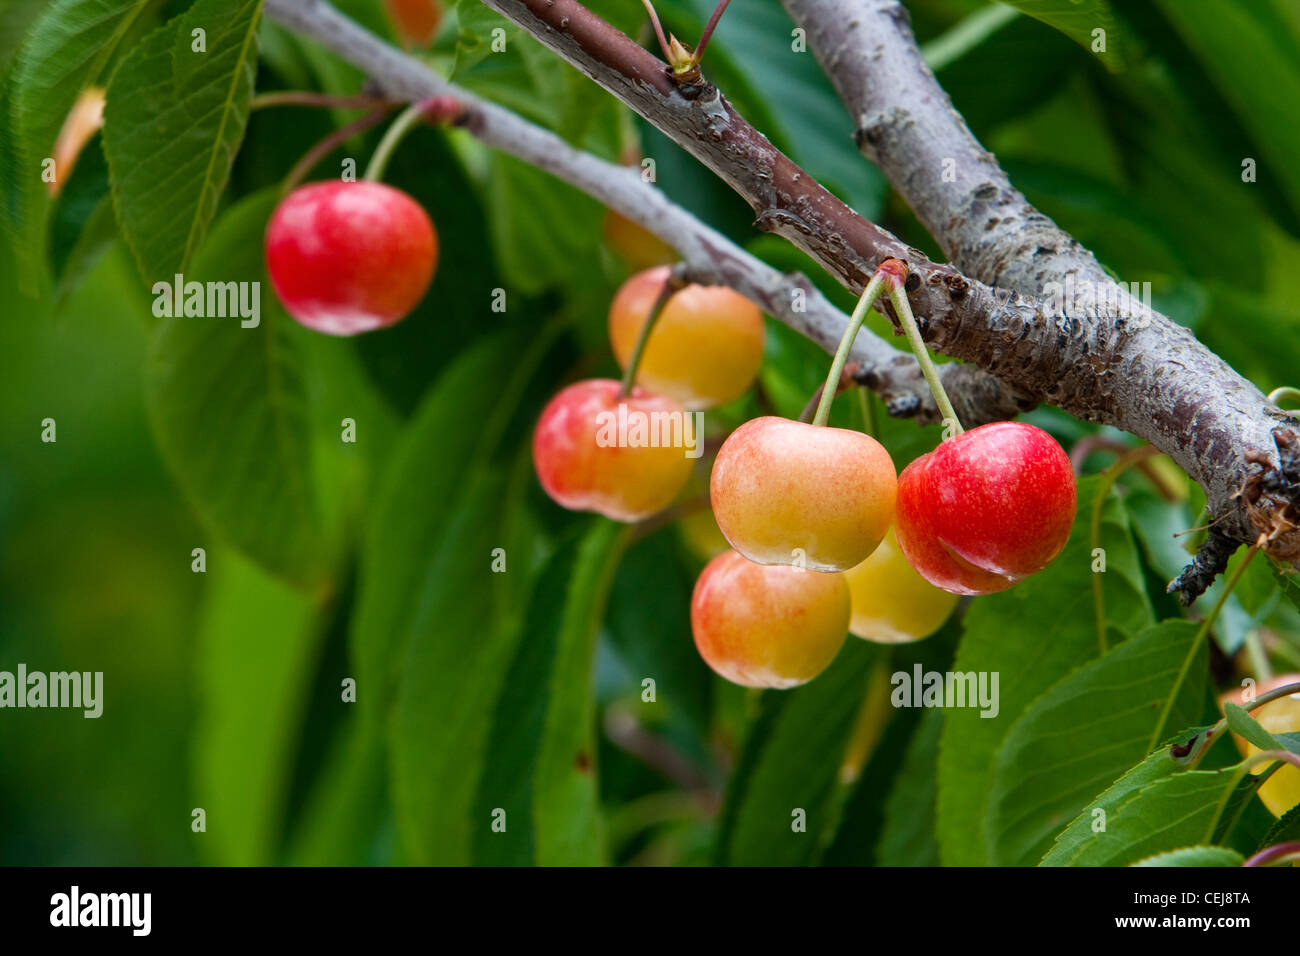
{"left": 1267, "top": 385, "right": 1300, "bottom": 409}
{"left": 282, "top": 103, "right": 395, "bottom": 194}
{"left": 1244, "top": 627, "right": 1275, "bottom": 685}
{"left": 1089, "top": 444, "right": 1160, "bottom": 654}
{"left": 364, "top": 100, "right": 430, "bottom": 183}
{"left": 857, "top": 387, "right": 877, "bottom": 439}
{"left": 1149, "top": 542, "right": 1261, "bottom": 752}
{"left": 799, "top": 364, "right": 858, "bottom": 424}
{"left": 640, "top": 0, "right": 673, "bottom": 61}
{"left": 812, "top": 270, "right": 889, "bottom": 427}
{"left": 1243, "top": 842, "right": 1300, "bottom": 867}
{"left": 1186, "top": 679, "right": 1300, "bottom": 768}
{"left": 883, "top": 271, "right": 963, "bottom": 436}
{"left": 619, "top": 266, "right": 687, "bottom": 398}
{"left": 251, "top": 90, "right": 390, "bottom": 111}
{"left": 692, "top": 0, "right": 733, "bottom": 67}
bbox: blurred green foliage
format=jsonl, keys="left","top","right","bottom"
{"left": 3, "top": 0, "right": 1300, "bottom": 867}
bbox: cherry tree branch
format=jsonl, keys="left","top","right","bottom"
{"left": 780, "top": 0, "right": 1300, "bottom": 597}
{"left": 474, "top": 0, "right": 1300, "bottom": 599}
{"left": 262, "top": 0, "right": 1024, "bottom": 426}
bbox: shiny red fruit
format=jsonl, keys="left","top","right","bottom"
{"left": 894, "top": 421, "right": 1076, "bottom": 595}
{"left": 265, "top": 180, "right": 438, "bottom": 336}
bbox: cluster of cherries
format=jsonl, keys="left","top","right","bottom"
{"left": 532, "top": 265, "right": 1078, "bottom": 689}
{"left": 257, "top": 172, "right": 1075, "bottom": 692}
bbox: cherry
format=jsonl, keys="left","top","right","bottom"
{"left": 608, "top": 266, "right": 765, "bottom": 410}
{"left": 691, "top": 550, "right": 849, "bottom": 689}
{"left": 1219, "top": 675, "right": 1300, "bottom": 818}
{"left": 384, "top": 0, "right": 442, "bottom": 48}
{"left": 893, "top": 421, "right": 1076, "bottom": 595}
{"left": 265, "top": 180, "right": 438, "bottom": 336}
{"left": 709, "top": 416, "right": 897, "bottom": 571}
{"left": 603, "top": 209, "right": 677, "bottom": 271}
{"left": 844, "top": 526, "right": 959, "bottom": 642}
{"left": 533, "top": 379, "right": 694, "bottom": 522}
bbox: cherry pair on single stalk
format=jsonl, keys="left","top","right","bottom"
{"left": 695, "top": 259, "right": 1075, "bottom": 688}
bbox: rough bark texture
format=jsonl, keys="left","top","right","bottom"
{"left": 782, "top": 0, "right": 1300, "bottom": 597}
{"left": 479, "top": 0, "right": 1300, "bottom": 596}
{"left": 264, "top": 0, "right": 1021, "bottom": 426}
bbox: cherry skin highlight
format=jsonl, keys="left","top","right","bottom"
{"left": 844, "top": 526, "right": 959, "bottom": 643}
{"left": 893, "top": 421, "right": 1076, "bottom": 595}
{"left": 709, "top": 416, "right": 897, "bottom": 571}
{"left": 532, "top": 379, "right": 694, "bottom": 523}
{"left": 691, "top": 549, "right": 850, "bottom": 689}
{"left": 1219, "top": 675, "right": 1300, "bottom": 818}
{"left": 266, "top": 180, "right": 438, "bottom": 336}
{"left": 609, "top": 266, "right": 765, "bottom": 410}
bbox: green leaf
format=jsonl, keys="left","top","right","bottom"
{"left": 486, "top": 153, "right": 603, "bottom": 296}
{"left": 1000, "top": 0, "right": 1125, "bottom": 65}
{"left": 529, "top": 519, "right": 629, "bottom": 864}
{"left": 103, "top": 0, "right": 262, "bottom": 284}
{"left": 46, "top": 133, "right": 116, "bottom": 305}
{"left": 713, "top": 640, "right": 879, "bottom": 866}
{"left": 604, "top": 531, "right": 712, "bottom": 736}
{"left": 1155, "top": 0, "right": 1300, "bottom": 226}
{"left": 467, "top": 519, "right": 632, "bottom": 867}
{"left": 875, "top": 709, "right": 945, "bottom": 867}
{"left": 192, "top": 550, "right": 323, "bottom": 865}
{"left": 1131, "top": 846, "right": 1243, "bottom": 867}
{"left": 354, "top": 325, "right": 614, "bottom": 865}
{"left": 985, "top": 620, "right": 1206, "bottom": 866}
{"left": 1256, "top": 802, "right": 1300, "bottom": 850}
{"left": 821, "top": 626, "right": 959, "bottom": 866}
{"left": 4, "top": 0, "right": 148, "bottom": 294}
{"left": 1041, "top": 735, "right": 1260, "bottom": 866}
{"left": 350, "top": 334, "right": 532, "bottom": 731}
{"left": 146, "top": 190, "right": 330, "bottom": 588}
{"left": 1223, "top": 702, "right": 1286, "bottom": 754}
{"left": 938, "top": 475, "right": 1152, "bottom": 865}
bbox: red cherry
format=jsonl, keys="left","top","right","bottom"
{"left": 265, "top": 180, "right": 438, "bottom": 336}
{"left": 532, "top": 379, "right": 695, "bottom": 523}
{"left": 894, "top": 421, "right": 1076, "bottom": 595}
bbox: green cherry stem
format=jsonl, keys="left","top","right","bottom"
{"left": 619, "top": 267, "right": 686, "bottom": 398}
{"left": 1149, "top": 542, "right": 1261, "bottom": 752}
{"left": 1089, "top": 444, "right": 1160, "bottom": 654}
{"left": 857, "top": 387, "right": 877, "bottom": 440}
{"left": 252, "top": 91, "right": 390, "bottom": 111}
{"left": 1267, "top": 385, "right": 1300, "bottom": 409}
{"left": 884, "top": 270, "right": 963, "bottom": 436}
{"left": 812, "top": 269, "right": 889, "bottom": 427}
{"left": 364, "top": 101, "right": 429, "bottom": 183}
{"left": 283, "top": 103, "right": 394, "bottom": 195}
{"left": 1187, "top": 678, "right": 1300, "bottom": 769}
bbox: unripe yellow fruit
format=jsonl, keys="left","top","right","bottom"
{"left": 844, "top": 527, "right": 959, "bottom": 643}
